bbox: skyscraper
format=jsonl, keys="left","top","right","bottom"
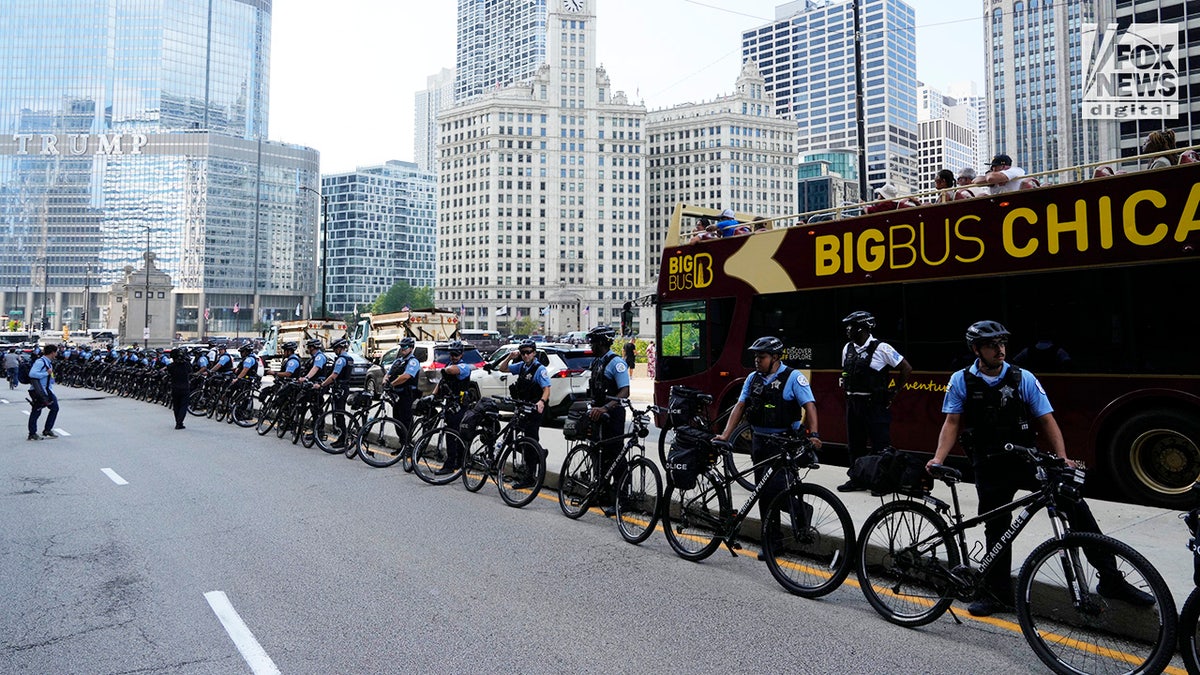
{"left": 322, "top": 161, "right": 437, "bottom": 316}
{"left": 437, "top": 0, "right": 646, "bottom": 334}
{"left": 0, "top": 0, "right": 318, "bottom": 339}
{"left": 917, "top": 84, "right": 979, "bottom": 191}
{"left": 454, "top": 0, "right": 548, "bottom": 103}
{"left": 415, "top": 69, "right": 456, "bottom": 172}
{"left": 742, "top": 0, "right": 919, "bottom": 193}
{"left": 985, "top": 0, "right": 1115, "bottom": 175}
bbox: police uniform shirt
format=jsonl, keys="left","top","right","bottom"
{"left": 311, "top": 351, "right": 329, "bottom": 372}
{"left": 29, "top": 354, "right": 55, "bottom": 393}
{"left": 331, "top": 353, "right": 348, "bottom": 377}
{"left": 282, "top": 355, "right": 301, "bottom": 376}
{"left": 197, "top": 354, "right": 210, "bottom": 369}
{"left": 599, "top": 353, "right": 631, "bottom": 390}
{"left": 840, "top": 336, "right": 905, "bottom": 373}
{"left": 389, "top": 354, "right": 421, "bottom": 382}
{"left": 941, "top": 361, "right": 1053, "bottom": 417}
{"left": 508, "top": 361, "right": 552, "bottom": 389}
{"left": 737, "top": 366, "right": 815, "bottom": 433}
{"left": 446, "top": 362, "right": 475, "bottom": 382}
{"left": 241, "top": 353, "right": 258, "bottom": 373}
{"left": 216, "top": 353, "right": 233, "bottom": 370}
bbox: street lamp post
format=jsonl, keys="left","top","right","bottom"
{"left": 143, "top": 226, "right": 151, "bottom": 347}
{"left": 39, "top": 257, "right": 48, "bottom": 331}
{"left": 83, "top": 264, "right": 92, "bottom": 332}
{"left": 299, "top": 185, "right": 329, "bottom": 319}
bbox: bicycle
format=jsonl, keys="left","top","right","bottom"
{"left": 461, "top": 397, "right": 547, "bottom": 508}
{"left": 354, "top": 387, "right": 421, "bottom": 470}
{"left": 657, "top": 385, "right": 759, "bottom": 490}
{"left": 557, "top": 398, "right": 664, "bottom": 545}
{"left": 411, "top": 393, "right": 470, "bottom": 485}
{"left": 855, "top": 443, "right": 1176, "bottom": 674}
{"left": 661, "top": 431, "right": 854, "bottom": 597}
{"left": 1177, "top": 488, "right": 1200, "bottom": 673}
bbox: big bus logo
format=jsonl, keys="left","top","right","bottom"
{"left": 666, "top": 252, "right": 714, "bottom": 291}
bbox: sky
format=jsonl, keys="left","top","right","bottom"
{"left": 269, "top": 0, "right": 987, "bottom": 174}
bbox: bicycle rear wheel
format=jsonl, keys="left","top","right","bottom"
{"left": 462, "top": 435, "right": 494, "bottom": 492}
{"left": 315, "top": 409, "right": 353, "bottom": 454}
{"left": 412, "top": 427, "right": 467, "bottom": 485}
{"left": 662, "top": 471, "right": 728, "bottom": 561}
{"left": 1016, "top": 532, "right": 1176, "bottom": 675}
{"left": 762, "top": 483, "right": 855, "bottom": 598}
{"left": 187, "top": 388, "right": 208, "bottom": 416}
{"left": 497, "top": 438, "right": 546, "bottom": 508}
{"left": 255, "top": 391, "right": 278, "bottom": 435}
{"left": 856, "top": 500, "right": 959, "bottom": 627}
{"left": 557, "top": 444, "right": 598, "bottom": 519}
{"left": 231, "top": 389, "right": 261, "bottom": 428}
{"left": 722, "top": 423, "right": 756, "bottom": 491}
{"left": 357, "top": 417, "right": 409, "bottom": 468}
{"left": 615, "top": 455, "right": 662, "bottom": 545}
{"left": 1180, "top": 588, "right": 1200, "bottom": 675}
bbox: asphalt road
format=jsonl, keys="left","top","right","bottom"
{"left": 0, "top": 388, "right": 1183, "bottom": 674}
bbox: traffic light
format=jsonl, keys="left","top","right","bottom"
{"left": 620, "top": 302, "right": 634, "bottom": 337}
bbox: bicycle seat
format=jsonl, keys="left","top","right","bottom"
{"left": 928, "top": 464, "right": 962, "bottom": 482}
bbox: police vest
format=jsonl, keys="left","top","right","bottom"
{"left": 588, "top": 352, "right": 619, "bottom": 403}
{"left": 332, "top": 353, "right": 352, "bottom": 384}
{"left": 510, "top": 360, "right": 544, "bottom": 402}
{"left": 441, "top": 365, "right": 471, "bottom": 399}
{"left": 388, "top": 355, "right": 421, "bottom": 392}
{"left": 842, "top": 339, "right": 889, "bottom": 397}
{"left": 311, "top": 351, "right": 332, "bottom": 378}
{"left": 959, "top": 365, "right": 1036, "bottom": 458}
{"left": 283, "top": 354, "right": 302, "bottom": 376}
{"left": 745, "top": 366, "right": 802, "bottom": 430}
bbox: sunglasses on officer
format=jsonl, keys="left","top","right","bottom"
{"left": 519, "top": 349, "right": 536, "bottom": 356}
{"left": 978, "top": 338, "right": 1008, "bottom": 350}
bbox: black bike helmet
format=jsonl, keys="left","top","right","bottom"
{"left": 281, "top": 341, "right": 298, "bottom": 352}
{"left": 447, "top": 340, "right": 464, "bottom": 355}
{"left": 238, "top": 344, "right": 253, "bottom": 354}
{"left": 842, "top": 311, "right": 876, "bottom": 331}
{"left": 965, "top": 320, "right": 1010, "bottom": 346}
{"left": 399, "top": 337, "right": 416, "bottom": 349}
{"left": 518, "top": 339, "right": 537, "bottom": 351}
{"left": 306, "top": 338, "right": 323, "bottom": 350}
{"left": 748, "top": 336, "right": 784, "bottom": 354}
{"left": 587, "top": 326, "right": 616, "bottom": 344}
{"left": 330, "top": 337, "right": 349, "bottom": 350}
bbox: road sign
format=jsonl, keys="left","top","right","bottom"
{"left": 143, "top": 327, "right": 150, "bottom": 340}
{"left": 10, "top": 310, "right": 22, "bottom": 316}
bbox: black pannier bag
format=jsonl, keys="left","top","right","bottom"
{"left": 847, "top": 447, "right": 932, "bottom": 496}
{"left": 413, "top": 395, "right": 436, "bottom": 416}
{"left": 666, "top": 426, "right": 717, "bottom": 490}
{"left": 562, "top": 400, "right": 592, "bottom": 440}
{"left": 667, "top": 385, "right": 711, "bottom": 429}
{"left": 460, "top": 398, "right": 501, "bottom": 443}
{"left": 350, "top": 390, "right": 373, "bottom": 411}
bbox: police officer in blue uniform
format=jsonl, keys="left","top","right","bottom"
{"left": 166, "top": 347, "right": 192, "bottom": 429}
{"left": 268, "top": 342, "right": 303, "bottom": 379}
{"left": 316, "top": 337, "right": 353, "bottom": 447}
{"left": 383, "top": 337, "right": 422, "bottom": 439}
{"left": 929, "top": 320, "right": 1154, "bottom": 616}
{"left": 584, "top": 326, "right": 631, "bottom": 511}
{"left": 718, "top": 336, "right": 821, "bottom": 532}
{"left": 234, "top": 344, "right": 259, "bottom": 383}
{"left": 431, "top": 340, "right": 475, "bottom": 474}
{"left": 27, "top": 344, "right": 60, "bottom": 441}
{"left": 495, "top": 339, "right": 552, "bottom": 489}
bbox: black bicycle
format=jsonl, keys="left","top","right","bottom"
{"left": 557, "top": 398, "right": 663, "bottom": 545}
{"left": 657, "top": 384, "right": 756, "bottom": 490}
{"left": 856, "top": 443, "right": 1176, "bottom": 674}
{"left": 661, "top": 431, "right": 855, "bottom": 597}
{"left": 461, "top": 397, "right": 547, "bottom": 508}
{"left": 1177, "top": 489, "right": 1200, "bottom": 673}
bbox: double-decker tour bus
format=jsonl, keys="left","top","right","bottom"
{"left": 655, "top": 159, "right": 1200, "bottom": 509}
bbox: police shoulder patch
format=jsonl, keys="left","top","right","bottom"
{"left": 615, "top": 362, "right": 627, "bottom": 373}
{"left": 1034, "top": 379, "right": 1046, "bottom": 396}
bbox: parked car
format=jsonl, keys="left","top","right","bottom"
{"left": 382, "top": 341, "right": 485, "bottom": 395}
{"left": 340, "top": 350, "right": 384, "bottom": 395}
{"left": 470, "top": 344, "right": 591, "bottom": 418}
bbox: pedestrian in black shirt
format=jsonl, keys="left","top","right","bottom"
{"left": 166, "top": 347, "right": 191, "bottom": 429}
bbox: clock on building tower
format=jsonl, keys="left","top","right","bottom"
{"left": 562, "top": 0, "right": 583, "bottom": 13}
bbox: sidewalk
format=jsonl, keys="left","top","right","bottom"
{"left": 535, "top": 389, "right": 1193, "bottom": 609}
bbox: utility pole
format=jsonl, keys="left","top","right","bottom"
{"left": 299, "top": 185, "right": 329, "bottom": 318}
{"left": 144, "top": 226, "right": 151, "bottom": 347}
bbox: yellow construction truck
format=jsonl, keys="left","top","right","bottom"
{"left": 349, "top": 308, "right": 460, "bottom": 362}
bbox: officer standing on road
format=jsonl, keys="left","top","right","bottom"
{"left": 316, "top": 338, "right": 353, "bottom": 447}
{"left": 234, "top": 344, "right": 260, "bottom": 383}
{"left": 584, "top": 326, "right": 631, "bottom": 512}
{"left": 431, "top": 340, "right": 475, "bottom": 474}
{"left": 927, "top": 320, "right": 1155, "bottom": 617}
{"left": 267, "top": 342, "right": 303, "bottom": 380}
{"left": 166, "top": 347, "right": 191, "bottom": 429}
{"left": 838, "top": 311, "right": 912, "bottom": 492}
{"left": 496, "top": 339, "right": 551, "bottom": 489}
{"left": 26, "top": 343, "right": 61, "bottom": 441}
{"left": 383, "top": 337, "right": 422, "bottom": 438}
{"left": 718, "top": 336, "right": 821, "bottom": 535}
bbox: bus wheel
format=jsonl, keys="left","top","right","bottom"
{"left": 1107, "top": 410, "right": 1200, "bottom": 509}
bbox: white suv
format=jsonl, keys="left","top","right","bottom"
{"left": 470, "top": 345, "right": 590, "bottom": 418}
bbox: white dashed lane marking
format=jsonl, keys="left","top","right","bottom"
{"left": 205, "top": 591, "right": 281, "bottom": 675}
{"left": 101, "top": 468, "right": 128, "bottom": 485}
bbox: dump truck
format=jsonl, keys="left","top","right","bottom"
{"left": 349, "top": 308, "right": 459, "bottom": 362}
{"left": 260, "top": 318, "right": 349, "bottom": 358}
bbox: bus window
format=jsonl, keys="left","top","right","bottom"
{"left": 658, "top": 298, "right": 734, "bottom": 380}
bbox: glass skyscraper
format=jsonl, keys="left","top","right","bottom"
{"left": 0, "top": 0, "right": 319, "bottom": 339}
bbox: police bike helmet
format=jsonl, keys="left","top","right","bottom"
{"left": 842, "top": 311, "right": 876, "bottom": 331}
{"left": 399, "top": 337, "right": 416, "bottom": 350}
{"left": 281, "top": 341, "right": 298, "bottom": 352}
{"left": 238, "top": 344, "right": 254, "bottom": 354}
{"left": 586, "top": 325, "right": 616, "bottom": 345}
{"left": 965, "top": 320, "right": 1010, "bottom": 346}
{"left": 518, "top": 339, "right": 537, "bottom": 351}
{"left": 330, "top": 337, "right": 349, "bottom": 350}
{"left": 446, "top": 340, "right": 465, "bottom": 356}
{"left": 748, "top": 335, "right": 785, "bottom": 355}
{"left": 306, "top": 338, "right": 323, "bottom": 351}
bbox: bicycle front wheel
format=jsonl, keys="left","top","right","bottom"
{"left": 762, "top": 483, "right": 855, "bottom": 598}
{"left": 615, "top": 455, "right": 662, "bottom": 545}
{"left": 357, "top": 417, "right": 409, "bottom": 468}
{"left": 662, "top": 471, "right": 728, "bottom": 561}
{"left": 1016, "top": 532, "right": 1176, "bottom": 675}
{"left": 231, "top": 389, "right": 261, "bottom": 428}
{"left": 316, "top": 410, "right": 353, "bottom": 454}
{"left": 1179, "top": 588, "right": 1200, "bottom": 675}
{"left": 497, "top": 438, "right": 546, "bottom": 508}
{"left": 558, "top": 444, "right": 599, "bottom": 519}
{"left": 187, "top": 388, "right": 209, "bottom": 416}
{"left": 255, "top": 391, "right": 278, "bottom": 435}
{"left": 412, "top": 427, "right": 466, "bottom": 485}
{"left": 462, "top": 435, "right": 494, "bottom": 493}
{"left": 856, "top": 500, "right": 960, "bottom": 627}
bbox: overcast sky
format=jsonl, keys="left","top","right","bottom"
{"left": 269, "top": 0, "right": 986, "bottom": 174}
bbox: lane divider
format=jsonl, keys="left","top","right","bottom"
{"left": 101, "top": 468, "right": 128, "bottom": 485}
{"left": 53, "top": 428, "right": 71, "bottom": 436}
{"left": 204, "top": 591, "right": 281, "bottom": 675}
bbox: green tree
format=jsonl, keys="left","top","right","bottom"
{"left": 370, "top": 281, "right": 435, "bottom": 314}
{"left": 511, "top": 316, "right": 539, "bottom": 336}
